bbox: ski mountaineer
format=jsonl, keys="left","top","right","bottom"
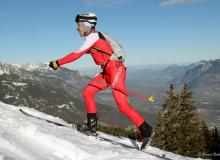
{"left": 48, "top": 12, "right": 152, "bottom": 149}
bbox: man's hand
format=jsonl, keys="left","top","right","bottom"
{"left": 48, "top": 60, "right": 60, "bottom": 70}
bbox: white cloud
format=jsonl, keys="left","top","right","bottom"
{"left": 84, "top": 0, "right": 132, "bottom": 7}
{"left": 160, "top": 0, "right": 185, "bottom": 7}
{"left": 160, "top": 0, "right": 207, "bottom": 7}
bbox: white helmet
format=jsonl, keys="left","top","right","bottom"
{"left": 75, "top": 12, "right": 97, "bottom": 26}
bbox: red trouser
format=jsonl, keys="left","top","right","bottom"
{"left": 82, "top": 60, "right": 144, "bottom": 127}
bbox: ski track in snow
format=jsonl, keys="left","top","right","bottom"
{"left": 0, "top": 102, "right": 205, "bottom": 160}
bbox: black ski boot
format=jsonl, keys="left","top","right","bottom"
{"left": 77, "top": 113, "right": 98, "bottom": 136}
{"left": 138, "top": 121, "right": 153, "bottom": 150}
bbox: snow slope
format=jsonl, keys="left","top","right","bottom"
{"left": 0, "top": 102, "right": 205, "bottom": 160}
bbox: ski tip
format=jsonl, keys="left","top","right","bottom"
{"left": 19, "top": 108, "right": 24, "bottom": 112}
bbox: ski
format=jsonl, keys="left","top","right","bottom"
{"left": 74, "top": 124, "right": 139, "bottom": 149}
{"left": 141, "top": 150, "right": 170, "bottom": 160}
{"left": 97, "top": 136, "right": 140, "bottom": 150}
{"left": 74, "top": 125, "right": 171, "bottom": 160}
{"left": 19, "top": 108, "right": 68, "bottom": 127}
{"left": 97, "top": 137, "right": 171, "bottom": 159}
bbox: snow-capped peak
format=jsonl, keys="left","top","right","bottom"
{"left": 11, "top": 63, "right": 49, "bottom": 72}
{"left": 0, "top": 68, "right": 10, "bottom": 75}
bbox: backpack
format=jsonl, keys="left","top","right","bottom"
{"left": 101, "top": 32, "right": 126, "bottom": 62}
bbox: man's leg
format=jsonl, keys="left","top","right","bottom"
{"left": 82, "top": 72, "right": 108, "bottom": 113}
{"left": 78, "top": 72, "right": 108, "bottom": 134}
{"left": 110, "top": 64, "right": 152, "bottom": 149}
{"left": 108, "top": 64, "right": 144, "bottom": 127}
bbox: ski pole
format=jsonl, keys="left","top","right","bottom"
{"left": 74, "top": 70, "right": 155, "bottom": 102}
{"left": 45, "top": 62, "right": 154, "bottom": 102}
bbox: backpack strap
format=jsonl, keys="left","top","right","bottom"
{"left": 88, "top": 31, "right": 112, "bottom": 56}
{"left": 97, "top": 32, "right": 106, "bottom": 40}
{"left": 91, "top": 47, "right": 112, "bottom": 56}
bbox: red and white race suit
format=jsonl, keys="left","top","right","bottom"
{"left": 58, "top": 31, "right": 144, "bottom": 127}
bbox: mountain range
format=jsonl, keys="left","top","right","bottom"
{"left": 0, "top": 59, "right": 220, "bottom": 130}
{"left": 136, "top": 59, "right": 220, "bottom": 130}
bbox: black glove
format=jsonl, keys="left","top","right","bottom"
{"left": 49, "top": 60, "right": 60, "bottom": 70}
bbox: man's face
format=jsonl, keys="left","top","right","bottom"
{"left": 76, "top": 22, "right": 84, "bottom": 37}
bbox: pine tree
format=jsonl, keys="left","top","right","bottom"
{"left": 151, "top": 83, "right": 210, "bottom": 158}
{"left": 151, "top": 84, "right": 178, "bottom": 150}
{"left": 211, "top": 127, "right": 220, "bottom": 157}
{"left": 177, "top": 83, "right": 207, "bottom": 157}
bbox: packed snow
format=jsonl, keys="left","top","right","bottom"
{"left": 12, "top": 82, "right": 28, "bottom": 87}
{"left": 12, "top": 63, "right": 40, "bottom": 71}
{"left": 57, "top": 104, "right": 68, "bottom": 109}
{"left": 0, "top": 102, "right": 205, "bottom": 160}
{"left": 0, "top": 68, "right": 10, "bottom": 75}
{"left": 3, "top": 95, "right": 14, "bottom": 99}
{"left": 12, "top": 63, "right": 49, "bottom": 72}
{"left": 0, "top": 70, "right": 3, "bottom": 75}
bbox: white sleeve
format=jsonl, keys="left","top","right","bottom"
{"left": 75, "top": 32, "right": 99, "bottom": 54}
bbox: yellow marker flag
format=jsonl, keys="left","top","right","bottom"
{"left": 78, "top": 72, "right": 86, "bottom": 78}
{"left": 148, "top": 95, "right": 154, "bottom": 102}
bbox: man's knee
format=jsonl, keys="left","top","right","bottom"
{"left": 116, "top": 99, "right": 130, "bottom": 113}
{"left": 82, "top": 85, "right": 99, "bottom": 97}
{"left": 82, "top": 87, "right": 93, "bottom": 97}
{"left": 113, "top": 91, "right": 129, "bottom": 109}
{"left": 118, "top": 105, "right": 126, "bottom": 113}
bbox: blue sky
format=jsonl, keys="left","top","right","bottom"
{"left": 0, "top": 0, "right": 220, "bottom": 68}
